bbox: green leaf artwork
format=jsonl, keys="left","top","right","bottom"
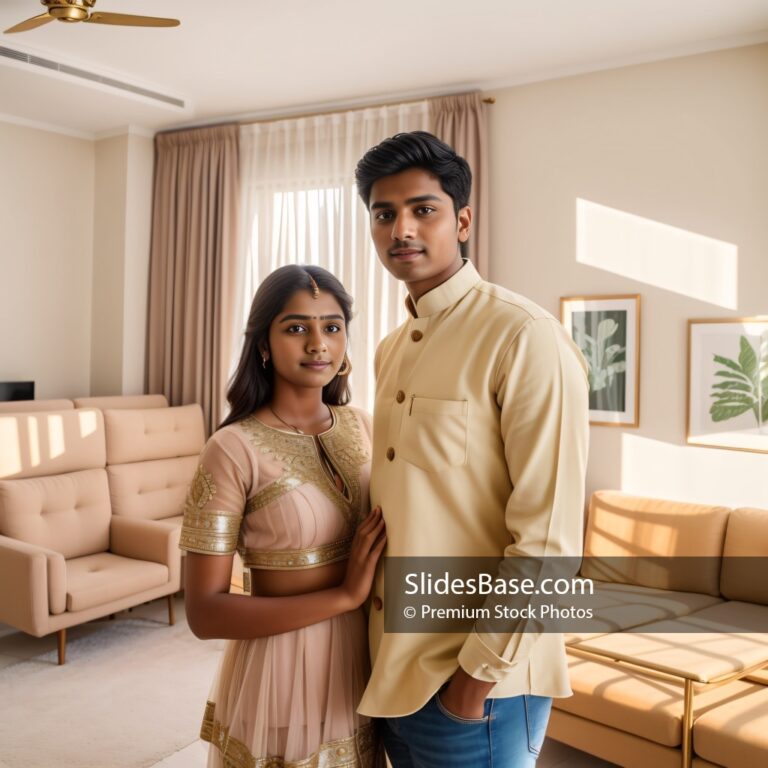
{"left": 572, "top": 312, "right": 627, "bottom": 412}
{"left": 710, "top": 332, "right": 768, "bottom": 429}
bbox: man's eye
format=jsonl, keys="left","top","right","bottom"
{"left": 416, "top": 206, "right": 436, "bottom": 216}
{"left": 375, "top": 211, "right": 393, "bottom": 221}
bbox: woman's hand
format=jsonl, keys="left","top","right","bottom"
{"left": 340, "top": 507, "right": 387, "bottom": 608}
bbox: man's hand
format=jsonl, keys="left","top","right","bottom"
{"left": 438, "top": 667, "right": 495, "bottom": 719}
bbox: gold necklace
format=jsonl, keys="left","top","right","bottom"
{"left": 268, "top": 405, "right": 331, "bottom": 435}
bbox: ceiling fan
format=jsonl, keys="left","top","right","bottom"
{"left": 4, "top": 1, "right": 180, "bottom": 34}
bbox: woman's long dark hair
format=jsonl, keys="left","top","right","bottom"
{"left": 219, "top": 265, "right": 353, "bottom": 429}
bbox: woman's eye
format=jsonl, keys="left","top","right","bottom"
{"left": 287, "top": 325, "right": 306, "bottom": 334}
{"left": 325, "top": 324, "right": 342, "bottom": 333}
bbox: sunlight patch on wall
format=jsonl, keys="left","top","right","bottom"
{"left": 621, "top": 433, "right": 768, "bottom": 509}
{"left": 577, "top": 199, "right": 738, "bottom": 309}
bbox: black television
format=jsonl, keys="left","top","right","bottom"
{"left": 0, "top": 381, "right": 35, "bottom": 402}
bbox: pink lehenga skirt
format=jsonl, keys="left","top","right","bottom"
{"left": 201, "top": 608, "right": 381, "bottom": 768}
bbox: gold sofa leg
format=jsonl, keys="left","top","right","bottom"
{"left": 681, "top": 679, "right": 694, "bottom": 768}
{"left": 57, "top": 628, "right": 66, "bottom": 665}
{"left": 167, "top": 594, "right": 175, "bottom": 626}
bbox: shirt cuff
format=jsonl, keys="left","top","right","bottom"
{"left": 457, "top": 630, "right": 525, "bottom": 682}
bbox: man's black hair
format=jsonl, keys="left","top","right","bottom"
{"left": 354, "top": 131, "right": 472, "bottom": 216}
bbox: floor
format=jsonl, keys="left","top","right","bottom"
{"left": 0, "top": 598, "right": 617, "bottom": 768}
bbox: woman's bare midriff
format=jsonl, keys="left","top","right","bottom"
{"left": 249, "top": 559, "right": 348, "bottom": 597}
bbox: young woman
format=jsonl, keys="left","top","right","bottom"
{"left": 180, "top": 265, "right": 386, "bottom": 768}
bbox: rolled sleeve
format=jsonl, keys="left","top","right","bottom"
{"left": 458, "top": 317, "right": 589, "bottom": 679}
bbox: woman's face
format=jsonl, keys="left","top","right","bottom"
{"left": 265, "top": 289, "right": 348, "bottom": 390}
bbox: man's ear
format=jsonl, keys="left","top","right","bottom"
{"left": 457, "top": 206, "right": 472, "bottom": 243}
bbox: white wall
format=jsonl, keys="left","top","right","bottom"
{"left": 91, "top": 134, "right": 128, "bottom": 396}
{"left": 89, "top": 131, "right": 154, "bottom": 397}
{"left": 122, "top": 133, "right": 154, "bottom": 395}
{"left": 487, "top": 43, "right": 768, "bottom": 508}
{"left": 0, "top": 122, "right": 95, "bottom": 399}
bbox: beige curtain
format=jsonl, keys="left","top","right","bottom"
{"left": 431, "top": 93, "right": 489, "bottom": 278}
{"left": 146, "top": 124, "right": 239, "bottom": 435}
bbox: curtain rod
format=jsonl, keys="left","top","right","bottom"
{"left": 239, "top": 96, "right": 495, "bottom": 127}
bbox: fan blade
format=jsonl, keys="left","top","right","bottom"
{"left": 84, "top": 12, "right": 179, "bottom": 28}
{"left": 4, "top": 13, "right": 54, "bottom": 34}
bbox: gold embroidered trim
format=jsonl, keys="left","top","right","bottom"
{"left": 238, "top": 407, "right": 369, "bottom": 530}
{"left": 188, "top": 464, "right": 217, "bottom": 509}
{"left": 201, "top": 701, "right": 379, "bottom": 768}
{"left": 242, "top": 536, "right": 353, "bottom": 571}
{"left": 179, "top": 507, "right": 242, "bottom": 555}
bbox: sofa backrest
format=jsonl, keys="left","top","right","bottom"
{"left": 581, "top": 490, "right": 730, "bottom": 596}
{"left": 720, "top": 507, "right": 768, "bottom": 605}
{"left": 0, "top": 399, "right": 74, "bottom": 413}
{"left": 73, "top": 394, "right": 168, "bottom": 410}
{"left": 0, "top": 409, "right": 111, "bottom": 558}
{"left": 104, "top": 405, "right": 204, "bottom": 521}
{"left": 0, "top": 409, "right": 105, "bottom": 480}
{"left": 0, "top": 469, "right": 111, "bottom": 558}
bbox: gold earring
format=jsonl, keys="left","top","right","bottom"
{"left": 337, "top": 353, "right": 352, "bottom": 376}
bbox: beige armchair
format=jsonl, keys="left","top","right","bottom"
{"left": 0, "top": 408, "right": 180, "bottom": 664}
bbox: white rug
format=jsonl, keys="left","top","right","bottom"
{"left": 0, "top": 615, "right": 223, "bottom": 768}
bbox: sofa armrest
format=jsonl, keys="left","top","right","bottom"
{"left": 110, "top": 516, "right": 181, "bottom": 586}
{"left": 0, "top": 535, "right": 64, "bottom": 634}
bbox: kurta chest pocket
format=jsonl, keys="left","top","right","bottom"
{"left": 400, "top": 397, "right": 468, "bottom": 473}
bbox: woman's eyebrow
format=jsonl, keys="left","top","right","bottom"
{"left": 278, "top": 314, "right": 344, "bottom": 322}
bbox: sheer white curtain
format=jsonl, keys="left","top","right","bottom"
{"left": 237, "top": 102, "right": 430, "bottom": 410}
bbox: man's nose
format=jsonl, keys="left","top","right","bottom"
{"left": 391, "top": 213, "right": 416, "bottom": 241}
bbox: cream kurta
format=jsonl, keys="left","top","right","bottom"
{"left": 359, "top": 261, "right": 589, "bottom": 718}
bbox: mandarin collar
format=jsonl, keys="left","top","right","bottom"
{"left": 405, "top": 260, "right": 482, "bottom": 318}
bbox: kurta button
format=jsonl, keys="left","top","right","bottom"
{"left": 372, "top": 596, "right": 383, "bottom": 610}
{"left": 411, "top": 330, "right": 423, "bottom": 341}
{"left": 396, "top": 390, "right": 405, "bottom": 403}
{"left": 386, "top": 447, "right": 395, "bottom": 461}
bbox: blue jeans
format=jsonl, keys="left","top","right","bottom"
{"left": 380, "top": 691, "right": 552, "bottom": 768}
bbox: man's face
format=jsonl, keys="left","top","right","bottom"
{"left": 368, "top": 168, "right": 471, "bottom": 301}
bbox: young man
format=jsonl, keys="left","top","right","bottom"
{"left": 355, "top": 132, "right": 589, "bottom": 767}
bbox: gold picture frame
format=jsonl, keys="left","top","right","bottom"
{"left": 561, "top": 294, "right": 641, "bottom": 427}
{"left": 687, "top": 317, "right": 768, "bottom": 453}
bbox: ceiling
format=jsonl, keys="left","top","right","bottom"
{"left": 1, "top": 0, "right": 768, "bottom": 138}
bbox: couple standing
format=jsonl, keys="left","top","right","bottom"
{"left": 179, "top": 131, "right": 589, "bottom": 767}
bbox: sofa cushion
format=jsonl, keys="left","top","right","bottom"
{"left": 0, "top": 468, "right": 111, "bottom": 559}
{"left": 65, "top": 552, "right": 169, "bottom": 612}
{"left": 582, "top": 491, "right": 729, "bottom": 596}
{"left": 0, "top": 409, "right": 105, "bottom": 480}
{"left": 549, "top": 709, "right": 684, "bottom": 768}
{"left": 107, "top": 455, "right": 198, "bottom": 520}
{"left": 720, "top": 507, "right": 768, "bottom": 605}
{"left": 103, "top": 405, "right": 204, "bottom": 465}
{"left": 565, "top": 581, "right": 722, "bottom": 644}
{"left": 694, "top": 684, "right": 768, "bottom": 767}
{"left": 557, "top": 654, "right": 760, "bottom": 747}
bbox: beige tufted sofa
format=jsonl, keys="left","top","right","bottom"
{"left": 0, "top": 398, "right": 204, "bottom": 663}
{"left": 549, "top": 491, "right": 768, "bottom": 768}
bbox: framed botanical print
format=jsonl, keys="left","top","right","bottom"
{"left": 561, "top": 294, "right": 640, "bottom": 427}
{"left": 687, "top": 318, "right": 768, "bottom": 453}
